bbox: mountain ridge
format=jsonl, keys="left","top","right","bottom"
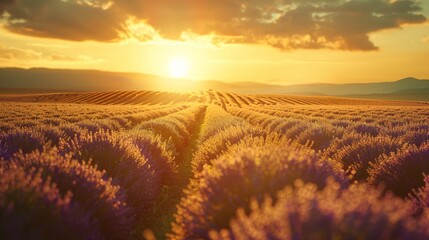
{"left": 1, "top": 68, "right": 428, "bottom": 100}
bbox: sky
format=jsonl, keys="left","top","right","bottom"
{"left": 0, "top": 0, "right": 428, "bottom": 85}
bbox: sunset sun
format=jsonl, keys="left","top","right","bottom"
{"left": 168, "top": 57, "right": 190, "bottom": 79}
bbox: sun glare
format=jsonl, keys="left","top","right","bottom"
{"left": 168, "top": 56, "right": 190, "bottom": 79}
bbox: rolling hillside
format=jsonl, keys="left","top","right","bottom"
{"left": 345, "top": 88, "right": 429, "bottom": 101}
{"left": 1, "top": 68, "right": 429, "bottom": 101}
{"left": 1, "top": 90, "right": 426, "bottom": 106}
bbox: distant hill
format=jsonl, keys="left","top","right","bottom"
{"left": 279, "top": 77, "right": 429, "bottom": 96}
{"left": 0, "top": 68, "right": 286, "bottom": 93}
{"left": 344, "top": 88, "right": 429, "bottom": 101}
{"left": 0, "top": 68, "right": 169, "bottom": 92}
{"left": 0, "top": 68, "right": 428, "bottom": 101}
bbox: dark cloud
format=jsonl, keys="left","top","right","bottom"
{"left": 0, "top": 0, "right": 15, "bottom": 11}
{"left": 0, "top": 0, "right": 427, "bottom": 50}
{"left": 1, "top": 0, "right": 126, "bottom": 41}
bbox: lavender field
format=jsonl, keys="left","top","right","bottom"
{"left": 1, "top": 91, "right": 429, "bottom": 239}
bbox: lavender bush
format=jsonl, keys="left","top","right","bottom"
{"left": 59, "top": 130, "right": 161, "bottom": 220}
{"left": 6, "top": 150, "right": 134, "bottom": 239}
{"left": 171, "top": 143, "right": 346, "bottom": 239}
{"left": 369, "top": 142, "right": 429, "bottom": 198}
{"left": 0, "top": 128, "right": 49, "bottom": 160}
{"left": 0, "top": 166, "right": 99, "bottom": 239}
{"left": 210, "top": 181, "right": 428, "bottom": 240}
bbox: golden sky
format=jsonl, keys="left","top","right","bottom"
{"left": 0, "top": 0, "right": 428, "bottom": 85}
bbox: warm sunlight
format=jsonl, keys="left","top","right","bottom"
{"left": 168, "top": 56, "right": 190, "bottom": 79}
{"left": 1, "top": 1, "right": 429, "bottom": 238}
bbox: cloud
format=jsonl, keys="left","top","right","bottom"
{"left": 29, "top": 43, "right": 70, "bottom": 49}
{"left": 0, "top": 0, "right": 14, "bottom": 12}
{"left": 0, "top": 44, "right": 42, "bottom": 60}
{"left": 47, "top": 54, "right": 103, "bottom": 63}
{"left": 0, "top": 44, "right": 102, "bottom": 63}
{"left": 1, "top": 0, "right": 127, "bottom": 42}
{"left": 0, "top": 0, "right": 427, "bottom": 50}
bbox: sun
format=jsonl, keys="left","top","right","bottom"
{"left": 168, "top": 56, "right": 190, "bottom": 79}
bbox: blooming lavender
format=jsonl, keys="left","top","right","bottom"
{"left": 192, "top": 124, "right": 266, "bottom": 174}
{"left": 349, "top": 122, "right": 381, "bottom": 136}
{"left": 331, "top": 135, "right": 403, "bottom": 181}
{"left": 171, "top": 143, "right": 347, "bottom": 239}
{"left": 0, "top": 128, "right": 49, "bottom": 160}
{"left": 369, "top": 142, "right": 429, "bottom": 197}
{"left": 130, "top": 130, "right": 177, "bottom": 185}
{"left": 38, "top": 125, "right": 65, "bottom": 147}
{"left": 0, "top": 100, "right": 428, "bottom": 239}
{"left": 409, "top": 175, "right": 429, "bottom": 217}
{"left": 210, "top": 181, "right": 429, "bottom": 240}
{"left": 59, "top": 124, "right": 89, "bottom": 140}
{"left": 138, "top": 121, "right": 185, "bottom": 151}
{"left": 296, "top": 123, "right": 344, "bottom": 151}
{"left": 59, "top": 130, "right": 161, "bottom": 220}
{"left": 198, "top": 105, "right": 246, "bottom": 143}
{"left": 6, "top": 150, "right": 134, "bottom": 239}
{"left": 0, "top": 166, "right": 100, "bottom": 239}
{"left": 137, "top": 105, "right": 205, "bottom": 152}
{"left": 76, "top": 119, "right": 122, "bottom": 132}
{"left": 402, "top": 130, "right": 429, "bottom": 147}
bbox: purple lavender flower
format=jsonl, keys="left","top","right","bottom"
{"left": 332, "top": 135, "right": 402, "bottom": 181}
{"left": 0, "top": 128, "right": 48, "bottom": 160}
{"left": 369, "top": 142, "right": 429, "bottom": 198}
{"left": 59, "top": 130, "right": 161, "bottom": 222}
{"left": 6, "top": 150, "right": 134, "bottom": 239}
{"left": 210, "top": 181, "right": 428, "bottom": 240}
{"left": 0, "top": 166, "right": 100, "bottom": 239}
{"left": 171, "top": 144, "right": 347, "bottom": 239}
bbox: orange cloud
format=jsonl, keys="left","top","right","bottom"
{"left": 0, "top": 44, "right": 42, "bottom": 60}
{"left": 47, "top": 54, "right": 103, "bottom": 63}
{"left": 0, "top": 44, "right": 101, "bottom": 63}
{"left": 0, "top": 0, "right": 127, "bottom": 42}
{"left": 0, "top": 0, "right": 427, "bottom": 50}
